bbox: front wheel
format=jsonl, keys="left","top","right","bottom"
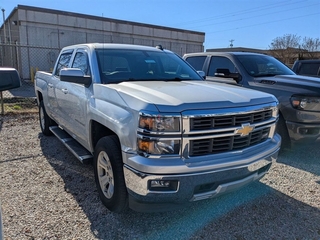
{"left": 39, "top": 101, "right": 54, "bottom": 136}
{"left": 93, "top": 136, "right": 128, "bottom": 213}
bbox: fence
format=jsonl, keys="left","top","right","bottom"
{"left": 0, "top": 43, "right": 60, "bottom": 113}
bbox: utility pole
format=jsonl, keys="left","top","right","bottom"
{"left": 1, "top": 9, "right": 7, "bottom": 43}
{"left": 1, "top": 9, "right": 6, "bottom": 114}
{"left": 229, "top": 39, "right": 234, "bottom": 48}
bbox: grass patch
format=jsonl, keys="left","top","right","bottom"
{"left": 1, "top": 97, "right": 38, "bottom": 114}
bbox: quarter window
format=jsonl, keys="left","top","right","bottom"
{"left": 185, "top": 56, "right": 206, "bottom": 71}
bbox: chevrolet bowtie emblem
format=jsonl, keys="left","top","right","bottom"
{"left": 235, "top": 124, "right": 254, "bottom": 136}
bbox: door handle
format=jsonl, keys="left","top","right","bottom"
{"left": 61, "top": 89, "right": 68, "bottom": 94}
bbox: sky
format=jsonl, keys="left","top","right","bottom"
{"left": 0, "top": 0, "right": 319, "bottom": 50}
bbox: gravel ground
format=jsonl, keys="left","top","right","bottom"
{"left": 0, "top": 113, "right": 319, "bottom": 240}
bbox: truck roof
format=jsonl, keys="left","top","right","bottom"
{"left": 61, "top": 43, "right": 171, "bottom": 52}
{"left": 183, "top": 51, "right": 268, "bottom": 57}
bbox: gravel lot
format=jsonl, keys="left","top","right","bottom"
{"left": 1, "top": 113, "right": 319, "bottom": 240}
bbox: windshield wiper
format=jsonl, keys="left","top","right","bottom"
{"left": 254, "top": 73, "right": 277, "bottom": 77}
{"left": 106, "top": 77, "right": 193, "bottom": 84}
{"left": 163, "top": 77, "right": 187, "bottom": 81}
{"left": 106, "top": 78, "right": 136, "bottom": 84}
{"left": 106, "top": 78, "right": 163, "bottom": 84}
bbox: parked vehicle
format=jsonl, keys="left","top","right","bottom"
{"left": 183, "top": 52, "right": 320, "bottom": 148}
{"left": 292, "top": 59, "right": 320, "bottom": 78}
{"left": 0, "top": 67, "right": 21, "bottom": 91}
{"left": 35, "top": 43, "right": 280, "bottom": 212}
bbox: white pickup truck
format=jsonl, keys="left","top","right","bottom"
{"left": 35, "top": 43, "right": 281, "bottom": 213}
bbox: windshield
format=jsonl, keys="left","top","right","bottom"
{"left": 236, "top": 54, "right": 295, "bottom": 77}
{"left": 96, "top": 49, "right": 203, "bottom": 83}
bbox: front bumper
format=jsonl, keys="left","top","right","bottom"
{"left": 123, "top": 134, "right": 280, "bottom": 212}
{"left": 286, "top": 121, "right": 320, "bottom": 142}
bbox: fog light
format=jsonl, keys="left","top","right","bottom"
{"left": 299, "top": 128, "right": 320, "bottom": 135}
{"left": 148, "top": 180, "right": 179, "bottom": 191}
{"left": 151, "top": 180, "right": 170, "bottom": 187}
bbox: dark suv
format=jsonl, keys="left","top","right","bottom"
{"left": 292, "top": 59, "right": 320, "bottom": 78}
{"left": 183, "top": 52, "right": 320, "bottom": 148}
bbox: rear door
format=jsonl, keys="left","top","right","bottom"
{"left": 56, "top": 48, "right": 91, "bottom": 147}
{"left": 47, "top": 50, "right": 73, "bottom": 121}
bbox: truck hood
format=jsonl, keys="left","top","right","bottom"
{"left": 109, "top": 81, "right": 276, "bottom": 112}
{"left": 257, "top": 74, "right": 320, "bottom": 91}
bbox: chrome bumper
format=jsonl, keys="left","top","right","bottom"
{"left": 123, "top": 135, "right": 280, "bottom": 212}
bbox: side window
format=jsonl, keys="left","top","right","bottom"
{"left": 208, "top": 56, "right": 236, "bottom": 77}
{"left": 54, "top": 52, "right": 73, "bottom": 76}
{"left": 185, "top": 56, "right": 206, "bottom": 71}
{"left": 72, "top": 52, "right": 91, "bottom": 76}
{"left": 299, "top": 63, "right": 320, "bottom": 76}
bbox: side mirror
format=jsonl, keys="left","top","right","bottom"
{"left": 60, "top": 68, "right": 92, "bottom": 87}
{"left": 215, "top": 68, "right": 242, "bottom": 83}
{"left": 0, "top": 68, "right": 21, "bottom": 91}
{"left": 197, "top": 70, "right": 206, "bottom": 79}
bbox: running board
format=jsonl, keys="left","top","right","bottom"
{"left": 49, "top": 126, "right": 93, "bottom": 164}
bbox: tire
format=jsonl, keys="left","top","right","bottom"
{"left": 39, "top": 101, "right": 54, "bottom": 136}
{"left": 276, "top": 114, "right": 291, "bottom": 150}
{"left": 93, "top": 136, "right": 128, "bottom": 213}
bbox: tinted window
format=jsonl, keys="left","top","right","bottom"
{"left": 72, "top": 52, "right": 91, "bottom": 76}
{"left": 208, "top": 56, "right": 236, "bottom": 76}
{"left": 55, "top": 51, "right": 73, "bottom": 76}
{"left": 185, "top": 56, "right": 206, "bottom": 71}
{"left": 299, "top": 63, "right": 320, "bottom": 76}
{"left": 236, "top": 54, "right": 295, "bottom": 77}
{"left": 96, "top": 49, "right": 203, "bottom": 83}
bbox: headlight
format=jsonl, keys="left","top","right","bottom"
{"left": 138, "top": 112, "right": 181, "bottom": 156}
{"left": 137, "top": 137, "right": 180, "bottom": 155}
{"left": 290, "top": 95, "right": 320, "bottom": 111}
{"left": 139, "top": 113, "right": 180, "bottom": 132}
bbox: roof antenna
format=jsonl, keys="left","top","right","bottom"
{"left": 156, "top": 45, "right": 163, "bottom": 50}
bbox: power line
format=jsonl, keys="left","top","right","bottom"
{"left": 176, "top": 0, "right": 306, "bottom": 26}
{"left": 206, "top": 12, "right": 320, "bottom": 35}
{"left": 191, "top": 2, "right": 320, "bottom": 29}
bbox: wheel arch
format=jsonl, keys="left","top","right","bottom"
{"left": 90, "top": 120, "right": 120, "bottom": 151}
{"left": 276, "top": 110, "right": 291, "bottom": 149}
{"left": 36, "top": 90, "right": 43, "bottom": 105}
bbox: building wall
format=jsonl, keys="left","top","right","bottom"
{"left": 1, "top": 5, "right": 205, "bottom": 79}
{"left": 13, "top": 5, "right": 204, "bottom": 52}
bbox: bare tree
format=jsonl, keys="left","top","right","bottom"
{"left": 269, "top": 34, "right": 301, "bottom": 65}
{"left": 300, "top": 37, "right": 320, "bottom": 59}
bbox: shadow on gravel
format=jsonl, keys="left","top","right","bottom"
{"left": 278, "top": 142, "right": 320, "bottom": 176}
{"left": 39, "top": 135, "right": 320, "bottom": 240}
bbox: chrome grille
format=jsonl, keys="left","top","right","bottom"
{"left": 190, "top": 128, "right": 270, "bottom": 156}
{"left": 190, "top": 110, "right": 272, "bottom": 131}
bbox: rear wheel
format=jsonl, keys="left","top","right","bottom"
{"left": 39, "top": 101, "right": 54, "bottom": 136}
{"left": 93, "top": 136, "right": 128, "bottom": 213}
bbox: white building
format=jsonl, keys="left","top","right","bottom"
{"left": 0, "top": 5, "right": 205, "bottom": 79}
